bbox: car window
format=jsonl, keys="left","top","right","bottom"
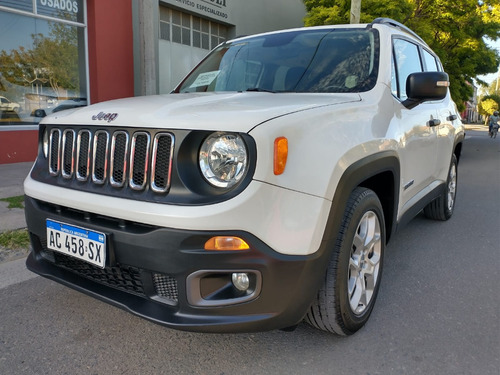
{"left": 176, "top": 29, "right": 379, "bottom": 94}
{"left": 392, "top": 38, "right": 423, "bottom": 100}
{"left": 422, "top": 49, "right": 439, "bottom": 72}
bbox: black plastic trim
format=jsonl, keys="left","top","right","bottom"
{"left": 24, "top": 196, "right": 332, "bottom": 333}
{"left": 324, "top": 152, "right": 400, "bottom": 245}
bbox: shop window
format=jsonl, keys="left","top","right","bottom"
{"left": 0, "top": 4, "right": 86, "bottom": 125}
{"left": 159, "top": 6, "right": 227, "bottom": 50}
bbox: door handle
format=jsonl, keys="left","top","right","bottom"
{"left": 429, "top": 119, "right": 441, "bottom": 127}
{"left": 447, "top": 115, "right": 457, "bottom": 121}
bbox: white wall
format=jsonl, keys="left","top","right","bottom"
{"left": 159, "top": 41, "right": 209, "bottom": 93}
{"left": 230, "top": 0, "right": 306, "bottom": 37}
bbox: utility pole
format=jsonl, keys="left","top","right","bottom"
{"left": 350, "top": 0, "right": 361, "bottom": 24}
{"left": 496, "top": 66, "right": 499, "bottom": 94}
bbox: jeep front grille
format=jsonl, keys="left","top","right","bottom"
{"left": 48, "top": 127, "right": 174, "bottom": 194}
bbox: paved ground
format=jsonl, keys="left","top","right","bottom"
{"left": 0, "top": 161, "right": 32, "bottom": 232}
{"left": 0, "top": 161, "right": 33, "bottom": 263}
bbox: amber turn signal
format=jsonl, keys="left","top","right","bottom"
{"left": 204, "top": 236, "right": 250, "bottom": 251}
{"left": 274, "top": 137, "right": 288, "bottom": 175}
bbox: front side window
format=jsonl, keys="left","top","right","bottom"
{"left": 175, "top": 29, "right": 379, "bottom": 94}
{"left": 392, "top": 39, "right": 423, "bottom": 100}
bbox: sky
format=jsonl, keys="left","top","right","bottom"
{"left": 476, "top": 38, "right": 500, "bottom": 86}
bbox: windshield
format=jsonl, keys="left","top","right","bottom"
{"left": 175, "top": 28, "right": 379, "bottom": 94}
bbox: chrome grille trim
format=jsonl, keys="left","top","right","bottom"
{"left": 49, "top": 129, "right": 61, "bottom": 176}
{"left": 151, "top": 133, "right": 174, "bottom": 193}
{"left": 110, "top": 131, "right": 129, "bottom": 187}
{"left": 61, "top": 129, "right": 76, "bottom": 179}
{"left": 92, "top": 130, "right": 110, "bottom": 184}
{"left": 47, "top": 127, "right": 175, "bottom": 195}
{"left": 76, "top": 130, "right": 91, "bottom": 181}
{"left": 129, "top": 132, "right": 150, "bottom": 191}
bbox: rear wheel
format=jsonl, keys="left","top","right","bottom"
{"left": 305, "top": 187, "right": 385, "bottom": 335}
{"left": 424, "top": 154, "right": 457, "bottom": 221}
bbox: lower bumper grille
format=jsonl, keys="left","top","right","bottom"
{"left": 37, "top": 244, "right": 178, "bottom": 304}
{"left": 52, "top": 251, "right": 146, "bottom": 297}
{"left": 153, "top": 273, "right": 179, "bottom": 302}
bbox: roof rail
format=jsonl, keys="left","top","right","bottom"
{"left": 370, "top": 18, "right": 428, "bottom": 46}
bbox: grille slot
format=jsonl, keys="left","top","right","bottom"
{"left": 61, "top": 129, "right": 75, "bottom": 178}
{"left": 76, "top": 130, "right": 91, "bottom": 181}
{"left": 153, "top": 273, "right": 179, "bottom": 302}
{"left": 110, "top": 131, "right": 129, "bottom": 187}
{"left": 129, "top": 132, "right": 150, "bottom": 191}
{"left": 49, "top": 129, "right": 61, "bottom": 176}
{"left": 151, "top": 133, "right": 174, "bottom": 193}
{"left": 47, "top": 127, "right": 174, "bottom": 195}
{"left": 92, "top": 130, "right": 109, "bottom": 184}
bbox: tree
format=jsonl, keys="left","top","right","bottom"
{"left": 303, "top": 0, "right": 500, "bottom": 111}
{"left": 478, "top": 94, "right": 500, "bottom": 117}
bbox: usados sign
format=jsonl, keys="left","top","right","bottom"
{"left": 39, "top": 0, "right": 79, "bottom": 14}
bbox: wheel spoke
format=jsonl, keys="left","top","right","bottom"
{"left": 447, "top": 164, "right": 457, "bottom": 211}
{"left": 348, "top": 210, "right": 382, "bottom": 316}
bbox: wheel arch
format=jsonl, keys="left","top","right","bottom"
{"left": 322, "top": 152, "right": 400, "bottom": 247}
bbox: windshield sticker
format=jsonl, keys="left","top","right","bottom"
{"left": 190, "top": 71, "right": 220, "bottom": 88}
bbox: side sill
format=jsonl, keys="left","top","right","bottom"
{"left": 397, "top": 183, "right": 444, "bottom": 229}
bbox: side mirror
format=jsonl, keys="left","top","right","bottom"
{"left": 403, "top": 71, "right": 449, "bottom": 109}
{"left": 34, "top": 109, "right": 47, "bottom": 118}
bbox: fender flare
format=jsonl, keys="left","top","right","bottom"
{"left": 319, "top": 151, "right": 400, "bottom": 251}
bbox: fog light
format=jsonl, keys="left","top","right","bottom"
{"left": 232, "top": 272, "right": 250, "bottom": 291}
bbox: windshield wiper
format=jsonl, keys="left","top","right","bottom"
{"left": 245, "top": 88, "right": 276, "bottom": 93}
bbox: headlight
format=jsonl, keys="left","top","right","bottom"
{"left": 199, "top": 132, "right": 248, "bottom": 188}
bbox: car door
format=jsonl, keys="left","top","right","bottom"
{"left": 421, "top": 47, "right": 459, "bottom": 180}
{"left": 391, "top": 38, "right": 440, "bottom": 210}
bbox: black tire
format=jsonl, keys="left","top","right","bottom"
{"left": 423, "top": 154, "right": 458, "bottom": 221}
{"left": 305, "top": 187, "right": 385, "bottom": 335}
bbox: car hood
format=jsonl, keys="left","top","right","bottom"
{"left": 45, "top": 92, "right": 361, "bottom": 132}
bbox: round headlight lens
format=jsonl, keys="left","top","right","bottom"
{"left": 199, "top": 132, "right": 248, "bottom": 188}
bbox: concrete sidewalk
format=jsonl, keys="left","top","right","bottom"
{"left": 0, "top": 161, "right": 33, "bottom": 232}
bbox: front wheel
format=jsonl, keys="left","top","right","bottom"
{"left": 305, "top": 187, "right": 385, "bottom": 335}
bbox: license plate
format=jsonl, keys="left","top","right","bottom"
{"left": 46, "top": 219, "right": 106, "bottom": 268}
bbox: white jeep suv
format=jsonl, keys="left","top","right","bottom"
{"left": 24, "top": 18, "right": 464, "bottom": 335}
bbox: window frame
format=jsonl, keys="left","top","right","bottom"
{"left": 391, "top": 35, "right": 445, "bottom": 101}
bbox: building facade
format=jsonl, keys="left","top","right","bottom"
{"left": 0, "top": 0, "right": 305, "bottom": 164}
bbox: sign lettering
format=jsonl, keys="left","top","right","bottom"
{"left": 39, "top": 0, "right": 79, "bottom": 14}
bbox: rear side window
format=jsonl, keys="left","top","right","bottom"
{"left": 392, "top": 39, "right": 423, "bottom": 100}
{"left": 422, "top": 49, "right": 440, "bottom": 72}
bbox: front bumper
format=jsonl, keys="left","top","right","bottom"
{"left": 25, "top": 196, "right": 331, "bottom": 333}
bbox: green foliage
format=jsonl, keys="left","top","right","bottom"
{"left": 303, "top": 0, "right": 500, "bottom": 111}
{"left": 0, "top": 229, "right": 30, "bottom": 250}
{"left": 0, "top": 196, "right": 24, "bottom": 209}
{"left": 478, "top": 95, "right": 500, "bottom": 115}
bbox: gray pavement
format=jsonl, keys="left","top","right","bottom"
{"left": 0, "top": 161, "right": 33, "bottom": 233}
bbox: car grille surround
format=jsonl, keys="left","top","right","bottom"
{"left": 46, "top": 126, "right": 175, "bottom": 196}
